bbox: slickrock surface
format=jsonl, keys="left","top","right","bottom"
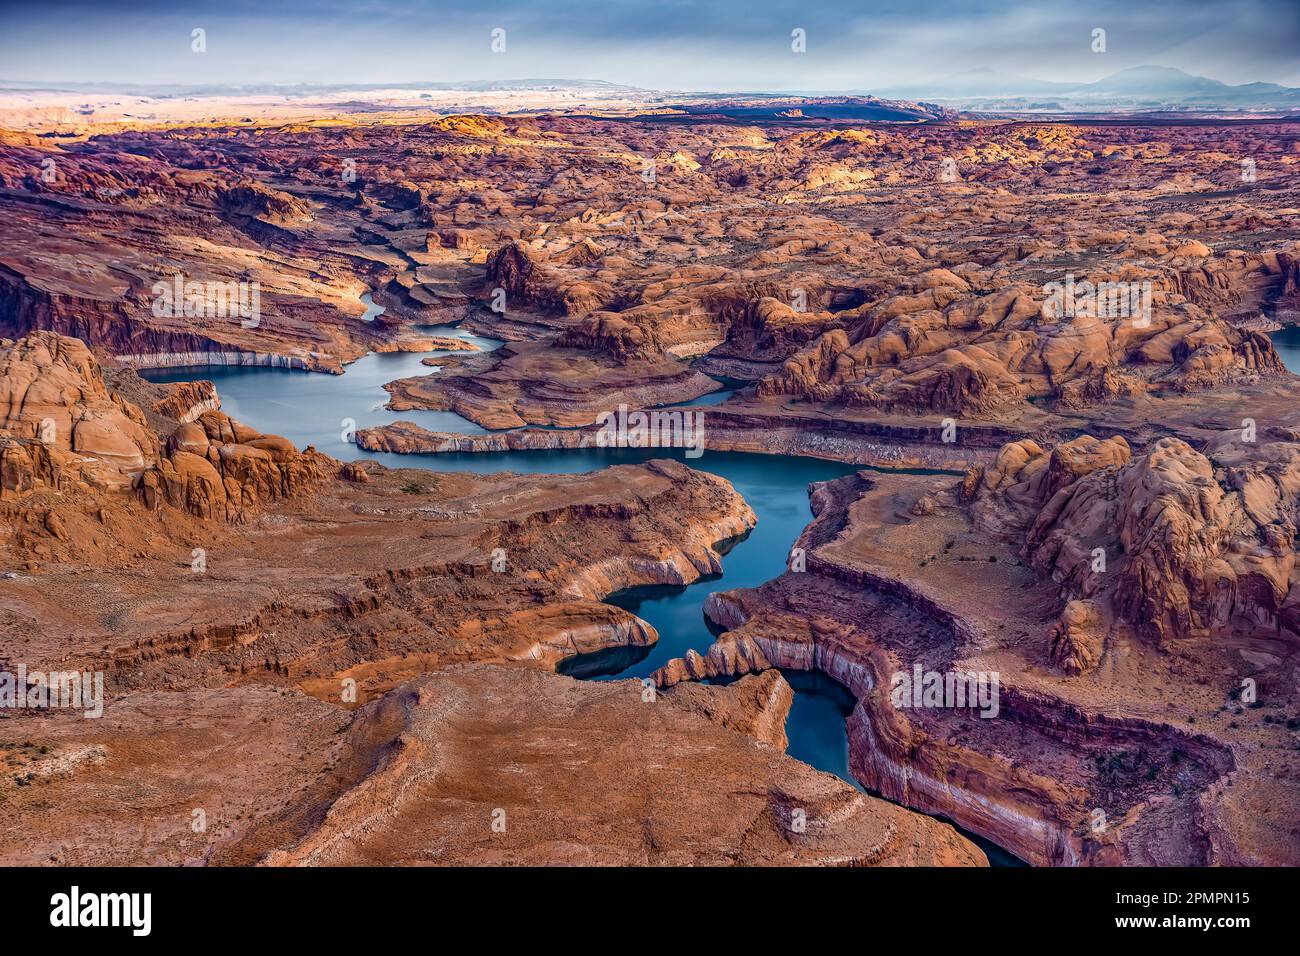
{"left": 264, "top": 665, "right": 983, "bottom": 866}
{"left": 356, "top": 409, "right": 1012, "bottom": 471}
{"left": 0, "top": 665, "right": 984, "bottom": 866}
{"left": 383, "top": 341, "right": 722, "bottom": 429}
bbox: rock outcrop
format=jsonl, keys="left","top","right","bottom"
{"left": 0, "top": 331, "right": 157, "bottom": 495}
{"left": 1048, "top": 599, "right": 1106, "bottom": 675}
{"left": 152, "top": 379, "right": 220, "bottom": 423}
{"left": 0, "top": 331, "right": 321, "bottom": 526}
{"left": 217, "top": 181, "right": 313, "bottom": 226}
{"left": 966, "top": 431, "right": 1300, "bottom": 646}
{"left": 3, "top": 111, "right": 1298, "bottom": 462}
{"left": 139, "top": 411, "right": 328, "bottom": 522}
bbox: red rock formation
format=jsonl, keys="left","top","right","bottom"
{"left": 968, "top": 431, "right": 1300, "bottom": 646}
{"left": 1048, "top": 599, "right": 1106, "bottom": 675}
{"left": 217, "top": 181, "right": 312, "bottom": 226}
{"left": 0, "top": 331, "right": 157, "bottom": 494}
{"left": 152, "top": 379, "right": 220, "bottom": 423}
{"left": 3, "top": 114, "right": 1296, "bottom": 447}
{"left": 2, "top": 108, "right": 1300, "bottom": 869}
{"left": 759, "top": 287, "right": 1284, "bottom": 415}
{"left": 140, "top": 411, "right": 327, "bottom": 523}
{"left": 0, "top": 331, "right": 323, "bottom": 526}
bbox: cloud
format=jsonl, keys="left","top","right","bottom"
{"left": 0, "top": 0, "right": 1295, "bottom": 88}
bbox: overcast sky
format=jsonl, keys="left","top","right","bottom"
{"left": 1, "top": 0, "right": 1296, "bottom": 91}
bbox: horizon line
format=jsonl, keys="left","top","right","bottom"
{"left": 2, "top": 64, "right": 1297, "bottom": 96}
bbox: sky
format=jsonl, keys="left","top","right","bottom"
{"left": 0, "top": 0, "right": 1297, "bottom": 91}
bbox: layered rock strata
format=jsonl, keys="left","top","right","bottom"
{"left": 655, "top": 466, "right": 1294, "bottom": 866}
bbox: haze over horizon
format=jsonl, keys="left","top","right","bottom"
{"left": 0, "top": 0, "right": 1296, "bottom": 92}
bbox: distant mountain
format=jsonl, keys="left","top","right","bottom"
{"left": 870, "top": 65, "right": 1300, "bottom": 112}
{"left": 1083, "top": 66, "right": 1227, "bottom": 96}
